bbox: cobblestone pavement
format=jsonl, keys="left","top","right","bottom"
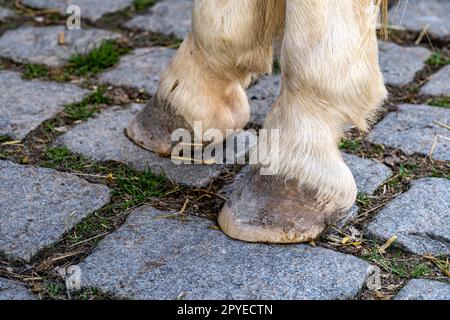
{"left": 0, "top": 0, "right": 449, "bottom": 300}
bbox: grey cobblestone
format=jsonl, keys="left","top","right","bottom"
{"left": 389, "top": 0, "right": 450, "bottom": 40}
{"left": 342, "top": 153, "right": 392, "bottom": 196}
{"left": 0, "top": 278, "right": 36, "bottom": 300}
{"left": 378, "top": 42, "right": 431, "bottom": 87}
{"left": 366, "top": 104, "right": 450, "bottom": 161}
{"left": 98, "top": 47, "right": 175, "bottom": 94}
{"left": 22, "top": 0, "right": 134, "bottom": 21}
{"left": 0, "top": 26, "right": 121, "bottom": 67}
{"left": 338, "top": 154, "right": 392, "bottom": 227}
{"left": 421, "top": 65, "right": 450, "bottom": 97}
{"left": 368, "top": 178, "right": 450, "bottom": 256}
{"left": 0, "top": 70, "right": 90, "bottom": 140}
{"left": 247, "top": 75, "right": 281, "bottom": 126}
{"left": 0, "top": 7, "right": 14, "bottom": 21}
{"left": 78, "top": 206, "right": 375, "bottom": 300}
{"left": 394, "top": 279, "right": 450, "bottom": 300}
{"left": 0, "top": 161, "right": 111, "bottom": 261}
{"left": 125, "top": 0, "right": 192, "bottom": 39}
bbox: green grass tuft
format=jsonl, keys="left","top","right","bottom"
{"left": 273, "top": 59, "right": 281, "bottom": 74}
{"left": 411, "top": 264, "right": 431, "bottom": 278}
{"left": 366, "top": 245, "right": 430, "bottom": 279}
{"left": 386, "top": 163, "right": 414, "bottom": 187}
{"left": 406, "top": 84, "right": 420, "bottom": 94}
{"left": 426, "top": 52, "right": 450, "bottom": 67}
{"left": 428, "top": 97, "right": 449, "bottom": 108}
{"left": 45, "top": 282, "right": 65, "bottom": 300}
{"left": 356, "top": 194, "right": 373, "bottom": 206}
{"left": 74, "top": 288, "right": 113, "bottom": 300}
{"left": 42, "top": 147, "right": 89, "bottom": 171}
{"left": 64, "top": 87, "right": 111, "bottom": 121}
{"left": 339, "top": 138, "right": 361, "bottom": 151}
{"left": 23, "top": 64, "right": 50, "bottom": 79}
{"left": 431, "top": 168, "right": 450, "bottom": 180}
{"left": 114, "top": 168, "right": 169, "bottom": 208}
{"left": 67, "top": 40, "right": 131, "bottom": 77}
{"left": 133, "top": 0, "right": 156, "bottom": 11}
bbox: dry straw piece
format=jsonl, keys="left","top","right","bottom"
{"left": 378, "top": 235, "right": 398, "bottom": 254}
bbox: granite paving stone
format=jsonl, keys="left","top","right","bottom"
{"left": 339, "top": 154, "right": 392, "bottom": 227}
{"left": 0, "top": 70, "right": 90, "bottom": 140}
{"left": 366, "top": 104, "right": 450, "bottom": 161}
{"left": 0, "top": 26, "right": 121, "bottom": 67}
{"left": 125, "top": 0, "right": 192, "bottom": 39}
{"left": 394, "top": 279, "right": 450, "bottom": 300}
{"left": 378, "top": 42, "right": 431, "bottom": 87}
{"left": 0, "top": 7, "right": 14, "bottom": 21}
{"left": 342, "top": 153, "right": 392, "bottom": 196}
{"left": 420, "top": 65, "right": 450, "bottom": 97}
{"left": 389, "top": 0, "right": 450, "bottom": 40}
{"left": 98, "top": 47, "right": 175, "bottom": 94}
{"left": 78, "top": 206, "right": 376, "bottom": 300}
{"left": 22, "top": 0, "right": 134, "bottom": 21}
{"left": 367, "top": 178, "right": 450, "bottom": 255}
{"left": 0, "top": 161, "right": 111, "bottom": 261}
{"left": 247, "top": 75, "right": 281, "bottom": 126}
{"left": 222, "top": 130, "right": 258, "bottom": 165}
{"left": 0, "top": 278, "right": 36, "bottom": 300}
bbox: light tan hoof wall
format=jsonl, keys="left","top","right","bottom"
{"left": 218, "top": 169, "right": 341, "bottom": 244}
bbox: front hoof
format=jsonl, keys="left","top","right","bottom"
{"left": 218, "top": 169, "right": 343, "bottom": 244}
{"left": 126, "top": 95, "right": 190, "bottom": 157}
{"left": 126, "top": 118, "right": 173, "bottom": 157}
